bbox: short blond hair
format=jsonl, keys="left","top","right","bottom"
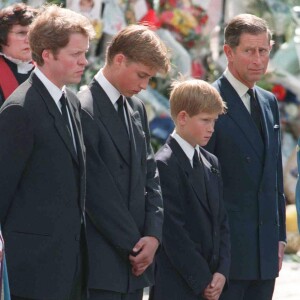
{"left": 106, "top": 24, "right": 170, "bottom": 75}
{"left": 29, "top": 4, "right": 95, "bottom": 66}
{"left": 170, "top": 79, "right": 227, "bottom": 122}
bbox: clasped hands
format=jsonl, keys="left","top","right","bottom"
{"left": 129, "top": 236, "right": 159, "bottom": 276}
{"left": 203, "top": 272, "right": 226, "bottom": 300}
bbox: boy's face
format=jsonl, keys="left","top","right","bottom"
{"left": 179, "top": 111, "right": 218, "bottom": 147}
{"left": 111, "top": 55, "right": 157, "bottom": 97}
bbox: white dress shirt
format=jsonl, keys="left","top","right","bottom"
{"left": 34, "top": 68, "right": 77, "bottom": 152}
{"left": 171, "top": 131, "right": 200, "bottom": 167}
{"left": 224, "top": 68, "right": 252, "bottom": 113}
{"left": 94, "top": 69, "right": 129, "bottom": 127}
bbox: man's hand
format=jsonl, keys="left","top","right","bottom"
{"left": 278, "top": 242, "right": 285, "bottom": 272}
{"left": 203, "top": 272, "right": 226, "bottom": 300}
{"left": 129, "top": 236, "right": 159, "bottom": 276}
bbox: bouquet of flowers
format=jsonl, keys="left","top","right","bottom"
{"left": 158, "top": 0, "right": 208, "bottom": 49}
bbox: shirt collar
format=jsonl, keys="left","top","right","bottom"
{"left": 34, "top": 67, "right": 64, "bottom": 106}
{"left": 224, "top": 68, "right": 250, "bottom": 98}
{"left": 94, "top": 68, "right": 121, "bottom": 105}
{"left": 0, "top": 52, "right": 33, "bottom": 74}
{"left": 171, "top": 131, "right": 198, "bottom": 164}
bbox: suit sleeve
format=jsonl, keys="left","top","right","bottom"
{"left": 0, "top": 105, "right": 34, "bottom": 222}
{"left": 81, "top": 109, "right": 142, "bottom": 257}
{"left": 139, "top": 103, "right": 163, "bottom": 242}
{"left": 157, "top": 159, "right": 212, "bottom": 295}
{"left": 214, "top": 161, "right": 231, "bottom": 279}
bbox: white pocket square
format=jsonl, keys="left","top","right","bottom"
{"left": 274, "top": 124, "right": 279, "bottom": 129}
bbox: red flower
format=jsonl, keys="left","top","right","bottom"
{"left": 140, "top": 9, "right": 161, "bottom": 29}
{"left": 272, "top": 84, "right": 286, "bottom": 101}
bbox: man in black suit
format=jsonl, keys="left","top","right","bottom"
{"left": 150, "top": 79, "right": 230, "bottom": 300}
{"left": 205, "top": 14, "right": 286, "bottom": 300}
{"left": 0, "top": 5, "right": 95, "bottom": 300}
{"left": 78, "top": 25, "right": 170, "bottom": 300}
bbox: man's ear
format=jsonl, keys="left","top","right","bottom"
{"left": 114, "top": 53, "right": 126, "bottom": 66}
{"left": 42, "top": 49, "right": 55, "bottom": 64}
{"left": 42, "top": 49, "right": 50, "bottom": 63}
{"left": 223, "top": 44, "right": 234, "bottom": 62}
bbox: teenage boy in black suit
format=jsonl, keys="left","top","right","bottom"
{"left": 150, "top": 79, "right": 230, "bottom": 300}
{"left": 78, "top": 25, "right": 170, "bottom": 300}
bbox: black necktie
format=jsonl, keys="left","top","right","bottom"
{"left": 247, "top": 89, "right": 263, "bottom": 137}
{"left": 193, "top": 149, "right": 206, "bottom": 194}
{"left": 60, "top": 93, "right": 72, "bottom": 137}
{"left": 117, "top": 95, "right": 129, "bottom": 135}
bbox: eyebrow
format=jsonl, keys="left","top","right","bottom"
{"left": 139, "top": 71, "right": 152, "bottom": 77}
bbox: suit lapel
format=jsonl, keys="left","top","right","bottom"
{"left": 217, "top": 76, "right": 264, "bottom": 161}
{"left": 255, "top": 88, "right": 273, "bottom": 152}
{"left": 65, "top": 89, "right": 85, "bottom": 171}
{"left": 90, "top": 80, "right": 131, "bottom": 166}
{"left": 168, "top": 137, "right": 211, "bottom": 215}
{"left": 200, "top": 149, "right": 219, "bottom": 218}
{"left": 127, "top": 102, "right": 144, "bottom": 157}
{"left": 126, "top": 99, "right": 146, "bottom": 192}
{"left": 31, "top": 74, "right": 79, "bottom": 164}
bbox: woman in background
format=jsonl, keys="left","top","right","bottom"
{"left": 0, "top": 3, "right": 37, "bottom": 105}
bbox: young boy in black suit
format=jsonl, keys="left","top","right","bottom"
{"left": 150, "top": 79, "right": 230, "bottom": 300}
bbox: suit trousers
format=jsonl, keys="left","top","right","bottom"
{"left": 88, "top": 289, "right": 143, "bottom": 300}
{"left": 220, "top": 279, "right": 275, "bottom": 300}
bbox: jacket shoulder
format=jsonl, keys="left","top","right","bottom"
{"left": 155, "top": 143, "right": 172, "bottom": 163}
{"left": 65, "top": 87, "right": 80, "bottom": 108}
{"left": 256, "top": 85, "right": 276, "bottom": 99}
{"left": 127, "top": 95, "right": 145, "bottom": 115}
{"left": 200, "top": 147, "right": 219, "bottom": 166}
{"left": 0, "top": 80, "right": 32, "bottom": 112}
{"left": 77, "top": 86, "right": 94, "bottom": 115}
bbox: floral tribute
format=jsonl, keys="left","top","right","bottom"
{"left": 158, "top": 0, "right": 208, "bottom": 49}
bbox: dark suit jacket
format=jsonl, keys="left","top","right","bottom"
{"left": 78, "top": 79, "right": 163, "bottom": 293}
{"left": 0, "top": 73, "right": 86, "bottom": 299}
{"left": 150, "top": 137, "right": 230, "bottom": 300}
{"left": 205, "top": 75, "right": 286, "bottom": 280}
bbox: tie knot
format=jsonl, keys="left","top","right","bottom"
{"left": 247, "top": 89, "right": 255, "bottom": 98}
{"left": 117, "top": 95, "right": 124, "bottom": 108}
{"left": 60, "top": 93, "right": 67, "bottom": 107}
{"left": 193, "top": 149, "right": 200, "bottom": 167}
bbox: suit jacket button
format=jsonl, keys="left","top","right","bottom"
{"left": 245, "top": 156, "right": 251, "bottom": 163}
{"left": 75, "top": 234, "right": 80, "bottom": 241}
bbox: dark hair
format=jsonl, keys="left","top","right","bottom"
{"left": 225, "top": 14, "right": 273, "bottom": 48}
{"left": 0, "top": 3, "right": 37, "bottom": 51}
